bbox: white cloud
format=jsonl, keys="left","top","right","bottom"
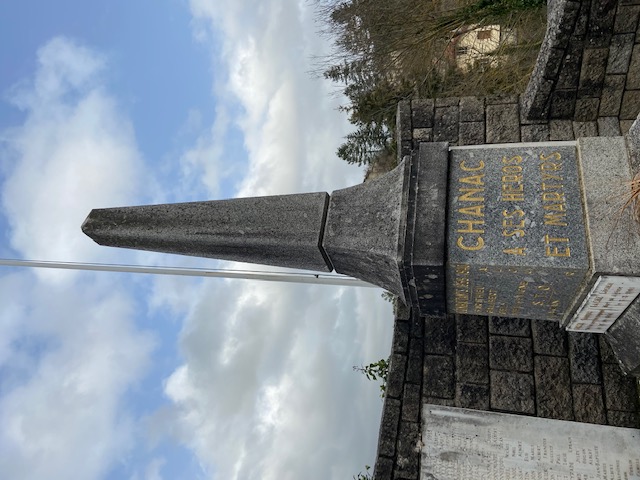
{"left": 1, "top": 36, "right": 147, "bottom": 280}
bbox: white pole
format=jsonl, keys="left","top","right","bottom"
{"left": 0, "top": 258, "right": 376, "bottom": 288}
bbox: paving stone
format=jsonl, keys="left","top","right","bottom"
{"left": 607, "top": 33, "right": 635, "bottom": 74}
{"left": 599, "top": 74, "right": 625, "bottom": 116}
{"left": 489, "top": 316, "right": 531, "bottom": 337}
{"left": 412, "top": 128, "right": 432, "bottom": 144}
{"left": 579, "top": 48, "right": 609, "bottom": 96}
{"left": 573, "top": 97, "right": 600, "bottom": 121}
{"left": 424, "top": 396, "right": 455, "bottom": 407}
{"left": 456, "top": 342, "right": 489, "bottom": 384}
{"left": 588, "top": 0, "right": 617, "bottom": 40}
{"left": 406, "top": 337, "right": 423, "bottom": 385}
{"left": 456, "top": 314, "right": 488, "bottom": 344}
{"left": 568, "top": 332, "right": 602, "bottom": 384}
{"left": 424, "top": 355, "right": 455, "bottom": 399}
{"left": 456, "top": 383, "right": 490, "bottom": 410}
{"left": 490, "top": 336, "right": 533, "bottom": 372}
{"left": 377, "top": 398, "right": 400, "bottom": 457}
{"left": 626, "top": 44, "right": 640, "bottom": 89}
{"left": 458, "top": 121, "right": 484, "bottom": 146}
{"left": 535, "top": 356, "right": 574, "bottom": 420}
{"left": 521, "top": 124, "right": 550, "bottom": 142}
{"left": 386, "top": 353, "right": 407, "bottom": 399}
{"left": 433, "top": 106, "right": 459, "bottom": 144}
{"left": 620, "top": 89, "right": 640, "bottom": 119}
{"left": 402, "top": 383, "right": 421, "bottom": 422}
{"left": 397, "top": 100, "right": 412, "bottom": 141}
{"left": 486, "top": 103, "right": 520, "bottom": 143}
{"left": 573, "top": 384, "right": 607, "bottom": 424}
{"left": 549, "top": 119, "right": 575, "bottom": 140}
{"left": 490, "top": 371, "right": 535, "bottom": 414}
{"left": 603, "top": 363, "right": 639, "bottom": 412}
{"left": 373, "top": 457, "right": 394, "bottom": 480}
{"left": 573, "top": 120, "right": 599, "bottom": 137}
{"left": 620, "top": 119, "right": 635, "bottom": 133}
{"left": 435, "top": 97, "right": 459, "bottom": 107}
{"left": 424, "top": 315, "right": 455, "bottom": 355}
{"left": 395, "top": 421, "right": 420, "bottom": 479}
{"left": 392, "top": 319, "right": 409, "bottom": 354}
{"left": 599, "top": 336, "right": 618, "bottom": 364}
{"left": 597, "top": 116, "right": 622, "bottom": 136}
{"left": 522, "top": 77, "right": 553, "bottom": 120}
{"left": 531, "top": 319, "right": 568, "bottom": 356}
{"left": 550, "top": 90, "right": 576, "bottom": 118}
{"left": 557, "top": 41, "right": 584, "bottom": 90}
{"left": 607, "top": 410, "right": 640, "bottom": 428}
{"left": 411, "top": 98, "right": 434, "bottom": 128}
{"left": 459, "top": 96, "right": 484, "bottom": 122}
{"left": 614, "top": 5, "right": 640, "bottom": 33}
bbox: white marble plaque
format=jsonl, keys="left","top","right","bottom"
{"left": 567, "top": 275, "right": 640, "bottom": 333}
{"left": 422, "top": 405, "right": 640, "bottom": 480}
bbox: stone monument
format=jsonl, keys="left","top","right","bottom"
{"left": 82, "top": 137, "right": 640, "bottom": 374}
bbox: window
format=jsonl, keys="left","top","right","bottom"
{"left": 456, "top": 46, "right": 469, "bottom": 55}
{"left": 477, "top": 30, "right": 492, "bottom": 40}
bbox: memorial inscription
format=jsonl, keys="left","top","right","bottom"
{"left": 422, "top": 405, "right": 640, "bottom": 480}
{"left": 446, "top": 143, "right": 589, "bottom": 321}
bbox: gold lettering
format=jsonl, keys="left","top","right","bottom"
{"left": 456, "top": 236, "right": 485, "bottom": 251}
{"left": 543, "top": 203, "right": 566, "bottom": 212}
{"left": 459, "top": 188, "right": 484, "bottom": 202}
{"left": 544, "top": 213, "right": 567, "bottom": 227}
{"left": 504, "top": 247, "right": 526, "bottom": 256}
{"left": 542, "top": 192, "right": 565, "bottom": 202}
{"left": 458, "top": 205, "right": 484, "bottom": 217}
{"left": 460, "top": 159, "right": 485, "bottom": 171}
{"left": 502, "top": 155, "right": 523, "bottom": 165}
{"left": 460, "top": 174, "right": 485, "bottom": 185}
{"left": 539, "top": 152, "right": 561, "bottom": 161}
{"left": 544, "top": 234, "right": 571, "bottom": 257}
{"left": 457, "top": 219, "right": 484, "bottom": 233}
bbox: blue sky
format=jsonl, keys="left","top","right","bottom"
{"left": 0, "top": 1, "right": 393, "bottom": 479}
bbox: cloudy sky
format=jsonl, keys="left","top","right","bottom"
{"left": 0, "top": 1, "right": 394, "bottom": 479}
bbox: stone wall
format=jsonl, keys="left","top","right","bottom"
{"left": 374, "top": 308, "right": 640, "bottom": 480}
{"left": 523, "top": 0, "right": 640, "bottom": 122}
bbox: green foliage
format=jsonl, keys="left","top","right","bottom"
{"left": 354, "top": 358, "right": 389, "bottom": 397}
{"left": 315, "top": 0, "right": 547, "bottom": 166}
{"left": 353, "top": 465, "right": 373, "bottom": 480}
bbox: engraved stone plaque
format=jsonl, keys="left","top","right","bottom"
{"left": 422, "top": 405, "right": 640, "bottom": 480}
{"left": 567, "top": 275, "right": 640, "bottom": 333}
{"left": 446, "top": 143, "right": 589, "bottom": 321}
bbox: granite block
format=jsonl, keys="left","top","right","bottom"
{"left": 401, "top": 383, "right": 421, "bottom": 422}
{"left": 597, "top": 116, "right": 622, "bottom": 136}
{"left": 377, "top": 398, "right": 401, "bottom": 457}
{"left": 620, "top": 89, "right": 640, "bottom": 119}
{"left": 395, "top": 421, "right": 420, "bottom": 479}
{"left": 600, "top": 336, "right": 619, "bottom": 364}
{"left": 620, "top": 119, "right": 635, "bottom": 134}
{"left": 557, "top": 41, "right": 584, "bottom": 90}
{"left": 433, "top": 106, "right": 459, "bottom": 143}
{"left": 456, "top": 383, "right": 490, "bottom": 410}
{"left": 424, "top": 355, "right": 455, "bottom": 399}
{"left": 458, "top": 121, "right": 485, "bottom": 146}
{"left": 520, "top": 124, "right": 550, "bottom": 142}
{"left": 412, "top": 128, "right": 432, "bottom": 143}
{"left": 392, "top": 319, "right": 410, "bottom": 354}
{"left": 579, "top": 48, "right": 608, "bottom": 96}
{"left": 459, "top": 96, "right": 484, "bottom": 122}
{"left": 532, "top": 320, "right": 568, "bottom": 356}
{"left": 607, "top": 410, "right": 640, "bottom": 428}
{"left": 549, "top": 119, "right": 575, "bottom": 140}
{"left": 411, "top": 98, "right": 434, "bottom": 128}
{"left": 456, "top": 342, "right": 489, "bottom": 384}
{"left": 572, "top": 384, "right": 607, "bottom": 424}
{"left": 599, "top": 74, "right": 625, "bottom": 116}
{"left": 490, "top": 371, "right": 535, "bottom": 414}
{"left": 456, "top": 314, "right": 488, "bottom": 344}
{"left": 490, "top": 336, "right": 533, "bottom": 372}
{"left": 486, "top": 95, "right": 519, "bottom": 105}
{"left": 435, "top": 97, "right": 459, "bottom": 107}
{"left": 573, "top": 97, "right": 600, "bottom": 121}
{"left": 602, "top": 363, "right": 638, "bottom": 411}
{"left": 568, "top": 332, "right": 602, "bottom": 383}
{"left": 397, "top": 100, "right": 412, "bottom": 139}
{"left": 424, "top": 316, "right": 455, "bottom": 355}
{"left": 386, "top": 353, "right": 407, "bottom": 399}
{"left": 626, "top": 44, "right": 640, "bottom": 89}
{"left": 572, "top": 120, "right": 598, "bottom": 137}
{"left": 489, "top": 317, "right": 531, "bottom": 337}
{"left": 373, "top": 457, "right": 394, "bottom": 480}
{"left": 521, "top": 77, "right": 553, "bottom": 121}
{"left": 614, "top": 5, "right": 640, "bottom": 33}
{"left": 607, "top": 33, "right": 635, "bottom": 74}
{"left": 550, "top": 90, "right": 577, "bottom": 118}
{"left": 486, "top": 103, "right": 520, "bottom": 143}
{"left": 606, "top": 295, "right": 640, "bottom": 375}
{"left": 535, "top": 356, "right": 574, "bottom": 420}
{"left": 406, "top": 337, "right": 423, "bottom": 385}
